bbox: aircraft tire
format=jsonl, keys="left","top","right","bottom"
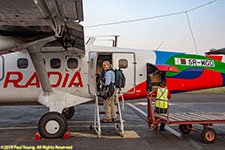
{"left": 38, "top": 112, "right": 67, "bottom": 139}
{"left": 62, "top": 107, "right": 75, "bottom": 120}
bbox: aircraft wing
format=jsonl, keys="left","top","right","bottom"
{"left": 205, "top": 47, "right": 225, "bottom": 55}
{"left": 0, "top": 0, "right": 85, "bottom": 55}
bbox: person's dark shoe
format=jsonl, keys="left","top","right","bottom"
{"left": 101, "top": 118, "right": 112, "bottom": 123}
{"left": 112, "top": 118, "right": 118, "bottom": 122}
{"left": 160, "top": 127, "right": 165, "bottom": 131}
{"left": 160, "top": 123, "right": 165, "bottom": 131}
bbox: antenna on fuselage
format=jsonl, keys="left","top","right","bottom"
{"left": 86, "top": 37, "right": 96, "bottom": 46}
{"left": 156, "top": 41, "right": 165, "bottom": 50}
{"left": 113, "top": 35, "right": 119, "bottom": 47}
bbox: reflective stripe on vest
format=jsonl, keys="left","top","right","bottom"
{"left": 156, "top": 87, "right": 168, "bottom": 109}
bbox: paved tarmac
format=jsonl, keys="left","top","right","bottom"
{"left": 0, "top": 93, "right": 225, "bottom": 150}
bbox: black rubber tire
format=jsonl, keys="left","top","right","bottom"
{"left": 179, "top": 124, "right": 192, "bottom": 134}
{"left": 62, "top": 107, "right": 75, "bottom": 120}
{"left": 38, "top": 112, "right": 67, "bottom": 139}
{"left": 201, "top": 128, "right": 217, "bottom": 144}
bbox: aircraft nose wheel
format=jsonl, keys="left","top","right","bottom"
{"left": 38, "top": 112, "right": 67, "bottom": 139}
{"left": 62, "top": 107, "right": 75, "bottom": 120}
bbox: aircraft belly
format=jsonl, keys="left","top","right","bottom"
{"left": 0, "top": 88, "right": 41, "bottom": 104}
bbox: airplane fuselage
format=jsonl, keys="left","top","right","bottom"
{"left": 0, "top": 45, "right": 225, "bottom": 104}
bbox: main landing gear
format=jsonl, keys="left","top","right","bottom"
{"left": 38, "top": 107, "right": 75, "bottom": 139}
{"left": 38, "top": 112, "right": 68, "bottom": 139}
{"left": 62, "top": 107, "right": 75, "bottom": 120}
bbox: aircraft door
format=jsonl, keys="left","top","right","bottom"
{"left": 113, "top": 53, "right": 135, "bottom": 93}
{"left": 88, "top": 52, "right": 97, "bottom": 95}
{"left": 0, "top": 56, "right": 4, "bottom": 81}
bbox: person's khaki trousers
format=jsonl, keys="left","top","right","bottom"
{"left": 104, "top": 90, "right": 117, "bottom": 119}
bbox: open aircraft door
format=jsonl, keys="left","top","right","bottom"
{"left": 0, "top": 56, "right": 4, "bottom": 81}
{"left": 146, "top": 63, "right": 180, "bottom": 91}
{"left": 113, "top": 53, "right": 136, "bottom": 93}
{"left": 88, "top": 52, "right": 97, "bottom": 95}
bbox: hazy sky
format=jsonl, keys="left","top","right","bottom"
{"left": 82, "top": 0, "right": 225, "bottom": 54}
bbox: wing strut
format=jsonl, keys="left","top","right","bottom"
{"left": 28, "top": 51, "right": 52, "bottom": 93}
{"left": 27, "top": 36, "right": 55, "bottom": 94}
{"left": 26, "top": 36, "right": 91, "bottom": 113}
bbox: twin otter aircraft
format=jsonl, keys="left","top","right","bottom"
{"left": 0, "top": 0, "right": 225, "bottom": 138}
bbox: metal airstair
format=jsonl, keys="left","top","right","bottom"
{"left": 92, "top": 89, "right": 125, "bottom": 138}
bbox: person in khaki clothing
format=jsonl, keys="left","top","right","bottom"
{"left": 100, "top": 61, "right": 117, "bottom": 123}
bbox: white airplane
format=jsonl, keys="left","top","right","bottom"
{"left": 1, "top": 0, "right": 225, "bottom": 139}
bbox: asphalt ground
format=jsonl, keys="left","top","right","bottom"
{"left": 0, "top": 93, "right": 225, "bottom": 150}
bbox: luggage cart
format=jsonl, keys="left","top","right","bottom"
{"left": 147, "top": 93, "right": 225, "bottom": 144}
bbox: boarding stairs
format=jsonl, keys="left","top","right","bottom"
{"left": 92, "top": 89, "right": 125, "bottom": 138}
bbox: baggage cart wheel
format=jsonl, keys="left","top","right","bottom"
{"left": 201, "top": 128, "right": 216, "bottom": 144}
{"left": 179, "top": 124, "right": 192, "bottom": 134}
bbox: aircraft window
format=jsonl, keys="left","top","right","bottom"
{"left": 50, "top": 58, "right": 61, "bottom": 69}
{"left": 17, "top": 58, "right": 28, "bottom": 69}
{"left": 119, "top": 59, "right": 128, "bottom": 69}
{"left": 67, "top": 58, "right": 78, "bottom": 69}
